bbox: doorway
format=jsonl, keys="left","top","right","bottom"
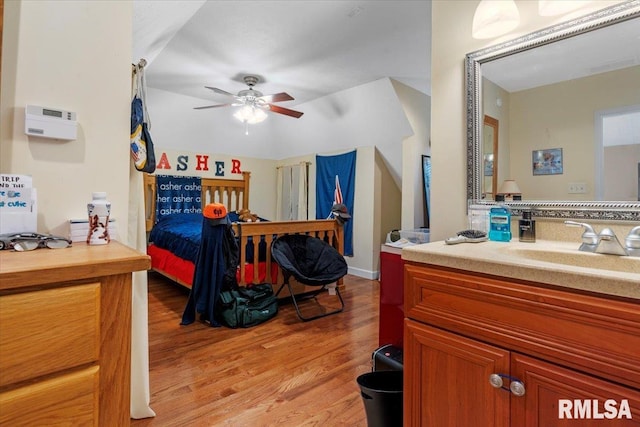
{"left": 595, "top": 104, "right": 640, "bottom": 201}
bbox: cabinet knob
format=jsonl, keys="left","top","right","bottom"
{"left": 510, "top": 380, "right": 526, "bottom": 397}
{"left": 489, "top": 374, "right": 526, "bottom": 396}
{"left": 489, "top": 373, "right": 504, "bottom": 389}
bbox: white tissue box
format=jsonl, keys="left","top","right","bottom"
{"left": 68, "top": 218, "right": 118, "bottom": 242}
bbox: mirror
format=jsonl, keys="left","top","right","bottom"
{"left": 466, "top": 2, "right": 640, "bottom": 221}
{"left": 483, "top": 115, "right": 498, "bottom": 200}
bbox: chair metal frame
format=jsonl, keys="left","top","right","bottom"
{"left": 274, "top": 273, "right": 345, "bottom": 321}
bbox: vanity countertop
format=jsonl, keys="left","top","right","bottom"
{"left": 402, "top": 239, "right": 640, "bottom": 300}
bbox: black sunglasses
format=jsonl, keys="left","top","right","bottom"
{"left": 0, "top": 233, "right": 72, "bottom": 251}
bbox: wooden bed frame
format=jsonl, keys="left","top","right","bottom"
{"left": 143, "top": 172, "right": 344, "bottom": 291}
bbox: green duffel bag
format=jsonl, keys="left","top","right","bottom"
{"left": 217, "top": 283, "right": 278, "bottom": 328}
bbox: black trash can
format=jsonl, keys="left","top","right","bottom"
{"left": 357, "top": 370, "right": 403, "bottom": 427}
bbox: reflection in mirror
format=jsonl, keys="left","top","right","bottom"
{"left": 466, "top": 2, "right": 640, "bottom": 221}
{"left": 422, "top": 155, "right": 432, "bottom": 228}
{"left": 595, "top": 104, "right": 640, "bottom": 200}
{"left": 483, "top": 115, "right": 498, "bottom": 200}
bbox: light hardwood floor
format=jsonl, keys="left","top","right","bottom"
{"left": 132, "top": 272, "right": 381, "bottom": 426}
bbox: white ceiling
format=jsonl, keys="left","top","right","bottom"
{"left": 132, "top": 0, "right": 432, "bottom": 107}
{"left": 132, "top": 0, "right": 639, "bottom": 149}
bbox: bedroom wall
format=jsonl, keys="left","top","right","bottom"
{"left": 146, "top": 77, "right": 416, "bottom": 279}
{"left": 348, "top": 146, "right": 378, "bottom": 278}
{"left": 376, "top": 147, "right": 402, "bottom": 249}
{"left": 391, "top": 79, "right": 431, "bottom": 230}
{"left": 0, "top": 0, "right": 133, "bottom": 239}
{"left": 273, "top": 78, "right": 413, "bottom": 173}
{"left": 429, "top": 0, "right": 626, "bottom": 242}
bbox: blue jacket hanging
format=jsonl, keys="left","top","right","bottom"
{"left": 180, "top": 203, "right": 238, "bottom": 327}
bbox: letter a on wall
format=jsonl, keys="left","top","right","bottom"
{"left": 316, "top": 150, "right": 356, "bottom": 256}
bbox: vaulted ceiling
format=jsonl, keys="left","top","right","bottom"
{"left": 132, "top": 1, "right": 432, "bottom": 107}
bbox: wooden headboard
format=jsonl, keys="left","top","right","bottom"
{"left": 143, "top": 172, "right": 251, "bottom": 232}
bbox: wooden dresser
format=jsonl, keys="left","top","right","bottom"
{"left": 0, "top": 241, "right": 150, "bottom": 426}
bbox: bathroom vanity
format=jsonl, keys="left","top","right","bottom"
{"left": 402, "top": 240, "right": 639, "bottom": 426}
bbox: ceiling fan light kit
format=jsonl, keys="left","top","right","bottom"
{"left": 234, "top": 105, "right": 267, "bottom": 124}
{"left": 194, "top": 75, "right": 303, "bottom": 134}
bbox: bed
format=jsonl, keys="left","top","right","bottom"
{"left": 143, "top": 172, "right": 344, "bottom": 296}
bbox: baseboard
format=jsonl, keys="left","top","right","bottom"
{"left": 347, "top": 266, "right": 379, "bottom": 280}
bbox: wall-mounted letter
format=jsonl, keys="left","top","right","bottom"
{"left": 177, "top": 155, "right": 188, "bottom": 171}
{"left": 195, "top": 155, "right": 209, "bottom": 171}
{"left": 231, "top": 159, "right": 242, "bottom": 174}
{"left": 156, "top": 153, "right": 172, "bottom": 170}
{"left": 215, "top": 161, "right": 224, "bottom": 176}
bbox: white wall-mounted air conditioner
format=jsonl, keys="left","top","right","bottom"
{"left": 25, "top": 105, "right": 77, "bottom": 140}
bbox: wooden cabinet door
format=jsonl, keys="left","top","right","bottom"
{"left": 404, "top": 319, "right": 510, "bottom": 427}
{"left": 512, "top": 353, "right": 640, "bottom": 426}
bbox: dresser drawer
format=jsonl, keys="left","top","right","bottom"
{"left": 0, "top": 365, "right": 99, "bottom": 426}
{"left": 0, "top": 283, "right": 100, "bottom": 387}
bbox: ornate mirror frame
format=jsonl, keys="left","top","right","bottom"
{"left": 465, "top": 1, "right": 640, "bottom": 221}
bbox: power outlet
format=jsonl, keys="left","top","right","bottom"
{"left": 568, "top": 182, "right": 587, "bottom": 194}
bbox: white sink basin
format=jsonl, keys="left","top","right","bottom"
{"left": 502, "top": 246, "right": 640, "bottom": 274}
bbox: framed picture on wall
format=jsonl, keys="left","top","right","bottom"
{"left": 532, "top": 148, "right": 563, "bottom": 176}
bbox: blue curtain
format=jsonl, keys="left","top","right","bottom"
{"left": 316, "top": 151, "right": 356, "bottom": 256}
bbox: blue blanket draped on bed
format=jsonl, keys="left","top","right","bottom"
{"left": 149, "top": 213, "right": 203, "bottom": 261}
{"left": 155, "top": 175, "right": 202, "bottom": 221}
{"left": 149, "top": 211, "right": 263, "bottom": 263}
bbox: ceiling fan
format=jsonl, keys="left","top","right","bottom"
{"left": 194, "top": 75, "right": 304, "bottom": 120}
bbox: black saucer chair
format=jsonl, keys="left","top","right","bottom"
{"left": 271, "top": 234, "right": 348, "bottom": 321}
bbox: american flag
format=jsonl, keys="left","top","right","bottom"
{"left": 333, "top": 175, "right": 343, "bottom": 205}
{"left": 327, "top": 175, "right": 344, "bottom": 219}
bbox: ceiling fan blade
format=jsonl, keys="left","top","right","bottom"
{"left": 205, "top": 86, "right": 239, "bottom": 99}
{"left": 193, "top": 104, "right": 232, "bottom": 110}
{"left": 268, "top": 104, "right": 304, "bottom": 118}
{"left": 258, "top": 92, "right": 294, "bottom": 103}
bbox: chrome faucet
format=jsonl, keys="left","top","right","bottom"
{"left": 625, "top": 226, "right": 640, "bottom": 257}
{"left": 595, "top": 228, "right": 628, "bottom": 256}
{"left": 564, "top": 221, "right": 632, "bottom": 256}
{"left": 564, "top": 221, "right": 598, "bottom": 252}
